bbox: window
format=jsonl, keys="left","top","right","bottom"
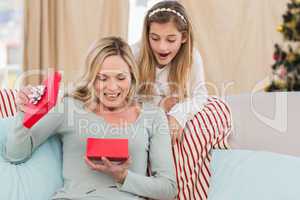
{"left": 0, "top": 0, "right": 23, "bottom": 88}
{"left": 128, "top": 0, "right": 163, "bottom": 45}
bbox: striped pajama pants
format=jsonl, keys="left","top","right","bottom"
{"left": 172, "top": 97, "right": 232, "bottom": 200}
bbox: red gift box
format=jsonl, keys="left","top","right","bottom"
{"left": 86, "top": 138, "right": 129, "bottom": 162}
{"left": 23, "top": 71, "right": 61, "bottom": 128}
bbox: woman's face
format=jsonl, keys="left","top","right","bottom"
{"left": 94, "top": 55, "right": 132, "bottom": 110}
{"left": 149, "top": 21, "right": 186, "bottom": 66}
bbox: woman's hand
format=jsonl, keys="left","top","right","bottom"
{"left": 159, "top": 96, "right": 179, "bottom": 113}
{"left": 85, "top": 156, "right": 131, "bottom": 184}
{"left": 167, "top": 115, "right": 184, "bottom": 145}
{"left": 15, "top": 86, "right": 33, "bottom": 112}
{"left": 16, "top": 85, "right": 46, "bottom": 112}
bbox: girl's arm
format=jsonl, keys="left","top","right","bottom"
{"left": 168, "top": 49, "right": 208, "bottom": 128}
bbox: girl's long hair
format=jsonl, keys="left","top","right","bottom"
{"left": 138, "top": 1, "right": 194, "bottom": 101}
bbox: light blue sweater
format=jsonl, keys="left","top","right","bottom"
{"left": 4, "top": 97, "right": 177, "bottom": 200}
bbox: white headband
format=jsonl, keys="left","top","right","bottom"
{"left": 148, "top": 8, "right": 187, "bottom": 24}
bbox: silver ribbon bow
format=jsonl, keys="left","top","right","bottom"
{"left": 28, "top": 85, "right": 46, "bottom": 105}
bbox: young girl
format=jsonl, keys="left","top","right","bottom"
{"left": 132, "top": 0, "right": 208, "bottom": 144}
{"left": 5, "top": 37, "right": 177, "bottom": 200}
{"left": 133, "top": 1, "right": 232, "bottom": 200}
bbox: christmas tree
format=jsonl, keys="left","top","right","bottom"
{"left": 266, "top": 0, "right": 300, "bottom": 91}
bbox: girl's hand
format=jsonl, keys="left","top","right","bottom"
{"left": 167, "top": 115, "right": 184, "bottom": 145}
{"left": 159, "top": 96, "right": 179, "bottom": 113}
{"left": 85, "top": 156, "right": 131, "bottom": 184}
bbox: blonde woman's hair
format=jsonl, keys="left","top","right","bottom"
{"left": 69, "top": 37, "right": 139, "bottom": 106}
{"left": 138, "top": 0, "right": 194, "bottom": 101}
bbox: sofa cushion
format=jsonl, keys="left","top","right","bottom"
{"left": 208, "top": 149, "right": 300, "bottom": 199}
{"left": 227, "top": 92, "right": 300, "bottom": 156}
{"left": 0, "top": 117, "right": 63, "bottom": 200}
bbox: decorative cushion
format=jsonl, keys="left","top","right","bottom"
{"left": 0, "top": 89, "right": 17, "bottom": 118}
{"left": 208, "top": 149, "right": 300, "bottom": 199}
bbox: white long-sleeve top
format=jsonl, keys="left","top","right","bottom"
{"left": 131, "top": 43, "right": 208, "bottom": 128}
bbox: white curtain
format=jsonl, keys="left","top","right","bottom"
{"left": 180, "top": 0, "right": 288, "bottom": 95}
{"left": 23, "top": 0, "right": 129, "bottom": 85}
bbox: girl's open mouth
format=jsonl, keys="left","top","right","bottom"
{"left": 158, "top": 52, "right": 171, "bottom": 59}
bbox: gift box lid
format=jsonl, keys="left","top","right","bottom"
{"left": 23, "top": 71, "right": 61, "bottom": 128}
{"left": 86, "top": 138, "right": 129, "bottom": 161}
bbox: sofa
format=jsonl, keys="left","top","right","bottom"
{"left": 1, "top": 89, "right": 300, "bottom": 200}
{"left": 0, "top": 89, "right": 63, "bottom": 200}
{"left": 209, "top": 91, "right": 300, "bottom": 199}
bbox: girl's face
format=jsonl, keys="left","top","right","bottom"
{"left": 149, "top": 21, "right": 186, "bottom": 66}
{"left": 94, "top": 55, "right": 132, "bottom": 110}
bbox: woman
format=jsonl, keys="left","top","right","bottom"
{"left": 4, "top": 37, "right": 177, "bottom": 200}
{"left": 133, "top": 1, "right": 232, "bottom": 200}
